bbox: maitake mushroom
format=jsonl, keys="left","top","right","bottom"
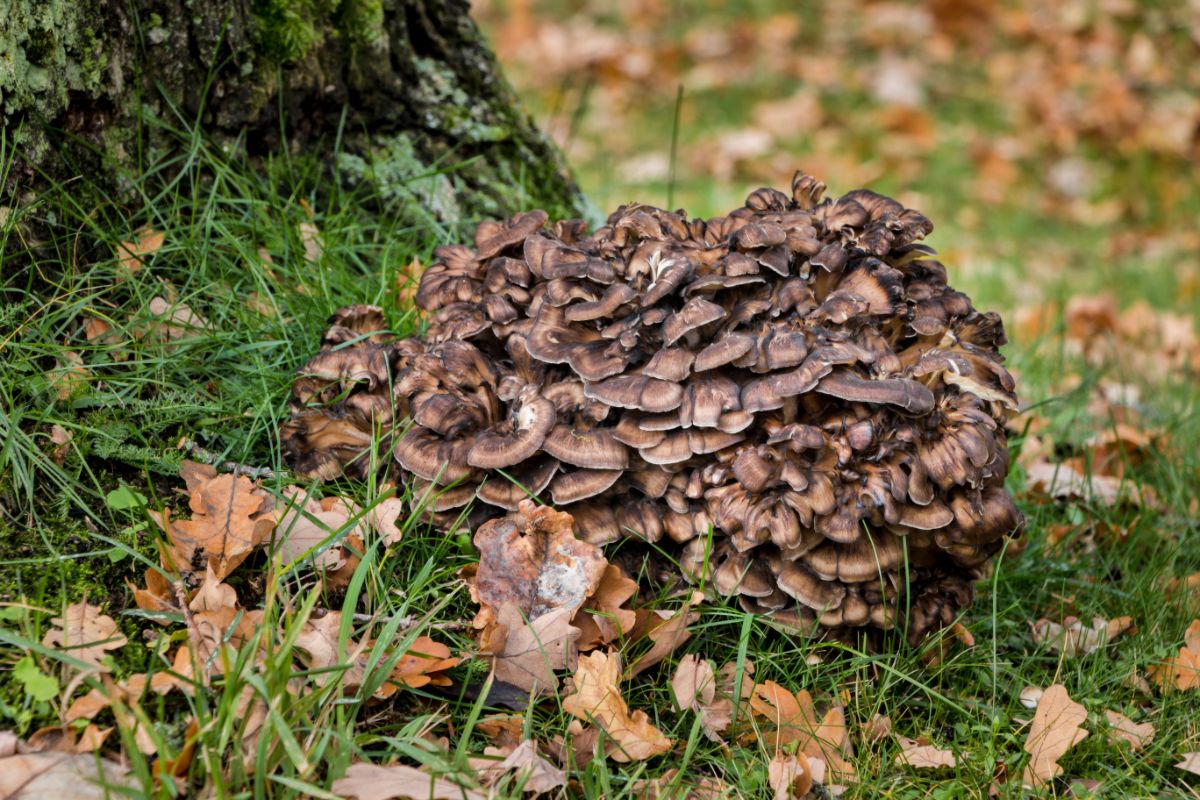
{"left": 281, "top": 172, "right": 1023, "bottom": 643}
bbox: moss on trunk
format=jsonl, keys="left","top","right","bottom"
{"left": 1, "top": 0, "right": 588, "bottom": 228}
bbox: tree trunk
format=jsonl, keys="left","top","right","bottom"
{"left": 1, "top": 0, "right": 588, "bottom": 226}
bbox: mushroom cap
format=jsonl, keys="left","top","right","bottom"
{"left": 542, "top": 424, "right": 629, "bottom": 470}
{"left": 468, "top": 394, "right": 556, "bottom": 469}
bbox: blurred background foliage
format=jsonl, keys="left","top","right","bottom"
{"left": 474, "top": 0, "right": 1200, "bottom": 325}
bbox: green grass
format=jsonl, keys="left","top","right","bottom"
{"left": 3, "top": 58, "right": 1200, "bottom": 800}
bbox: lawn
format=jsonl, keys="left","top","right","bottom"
{"left": 2, "top": 0, "right": 1199, "bottom": 797}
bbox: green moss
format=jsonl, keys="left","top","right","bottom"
{"left": 0, "top": 0, "right": 107, "bottom": 117}
{"left": 252, "top": 0, "right": 386, "bottom": 64}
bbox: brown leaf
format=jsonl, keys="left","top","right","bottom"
{"left": 367, "top": 497, "right": 407, "bottom": 546}
{"left": 1023, "top": 684, "right": 1089, "bottom": 787}
{"left": 42, "top": 602, "right": 127, "bottom": 672}
{"left": 145, "top": 296, "right": 210, "bottom": 342}
{"left": 474, "top": 501, "right": 607, "bottom": 620}
{"left": 1103, "top": 710, "right": 1154, "bottom": 751}
{"left": 187, "top": 564, "right": 238, "bottom": 612}
{"left": 332, "top": 763, "right": 487, "bottom": 800}
{"left": 275, "top": 492, "right": 362, "bottom": 572}
{"left": 48, "top": 352, "right": 88, "bottom": 401}
{"left": 389, "top": 635, "right": 460, "bottom": 689}
{"left": 895, "top": 736, "right": 956, "bottom": 768}
{"left": 477, "top": 715, "right": 525, "bottom": 751}
{"left": 629, "top": 768, "right": 732, "bottom": 799}
{"left": 1147, "top": 619, "right": 1200, "bottom": 691}
{"left": 562, "top": 650, "right": 672, "bottom": 762}
{"left": 1031, "top": 616, "right": 1134, "bottom": 656}
{"left": 299, "top": 222, "right": 323, "bottom": 264}
{"left": 1026, "top": 462, "right": 1156, "bottom": 508}
{"left": 491, "top": 604, "right": 581, "bottom": 694}
{"left": 670, "top": 654, "right": 731, "bottom": 742}
{"left": 116, "top": 226, "right": 165, "bottom": 273}
{"left": 768, "top": 751, "right": 813, "bottom": 799}
{"left": 861, "top": 713, "right": 892, "bottom": 743}
{"left": 1176, "top": 753, "right": 1200, "bottom": 776}
{"left": 628, "top": 592, "right": 701, "bottom": 676}
{"left": 746, "top": 681, "right": 855, "bottom": 782}
{"left": 0, "top": 750, "right": 136, "bottom": 798}
{"left": 295, "top": 612, "right": 370, "bottom": 690}
{"left": 488, "top": 740, "right": 566, "bottom": 794}
{"left": 573, "top": 564, "right": 638, "bottom": 650}
{"left": 167, "top": 466, "right": 275, "bottom": 580}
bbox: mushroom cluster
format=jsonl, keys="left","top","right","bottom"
{"left": 281, "top": 172, "right": 1023, "bottom": 642}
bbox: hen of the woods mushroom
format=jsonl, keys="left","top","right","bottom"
{"left": 281, "top": 172, "right": 1023, "bottom": 643}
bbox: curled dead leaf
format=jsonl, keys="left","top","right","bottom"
{"left": 562, "top": 650, "right": 672, "bottom": 762}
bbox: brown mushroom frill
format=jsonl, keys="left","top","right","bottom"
{"left": 281, "top": 172, "right": 1023, "bottom": 643}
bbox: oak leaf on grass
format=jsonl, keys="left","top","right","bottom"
{"left": 1022, "top": 684, "right": 1088, "bottom": 787}
{"left": 41, "top": 602, "right": 127, "bottom": 672}
{"left": 562, "top": 650, "right": 672, "bottom": 762}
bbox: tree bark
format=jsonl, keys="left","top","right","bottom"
{"left": 1, "top": 0, "right": 588, "bottom": 226}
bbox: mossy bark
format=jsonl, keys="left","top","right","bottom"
{"left": 1, "top": 0, "right": 588, "bottom": 226}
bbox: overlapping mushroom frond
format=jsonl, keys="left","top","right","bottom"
{"left": 281, "top": 172, "right": 1023, "bottom": 642}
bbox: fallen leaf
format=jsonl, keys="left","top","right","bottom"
{"left": 116, "top": 226, "right": 165, "bottom": 273}
{"left": 895, "top": 736, "right": 956, "bottom": 768}
{"left": 489, "top": 740, "right": 566, "bottom": 794}
{"left": 861, "top": 713, "right": 892, "bottom": 743}
{"left": 631, "top": 768, "right": 731, "bottom": 799}
{"left": 670, "top": 654, "right": 731, "bottom": 742}
{"left": 491, "top": 604, "right": 581, "bottom": 694}
{"left": 562, "top": 650, "right": 672, "bottom": 762}
{"left": 0, "top": 750, "right": 136, "bottom": 798}
{"left": 1026, "top": 461, "right": 1156, "bottom": 508}
{"left": 146, "top": 296, "right": 210, "bottom": 341}
{"left": 1147, "top": 619, "right": 1200, "bottom": 691}
{"left": 48, "top": 352, "right": 88, "bottom": 401}
{"left": 167, "top": 465, "right": 276, "bottom": 580}
{"left": 474, "top": 501, "right": 607, "bottom": 620}
{"left": 367, "top": 497, "right": 407, "bottom": 545}
{"left": 295, "top": 612, "right": 370, "bottom": 690}
{"left": 42, "top": 602, "right": 127, "bottom": 672}
{"left": 768, "top": 751, "right": 814, "bottom": 799}
{"left": 477, "top": 715, "right": 525, "bottom": 751}
{"left": 1031, "top": 616, "right": 1134, "bottom": 656}
{"left": 1176, "top": 753, "right": 1200, "bottom": 776}
{"left": 628, "top": 592, "right": 701, "bottom": 676}
{"left": 390, "top": 635, "right": 460, "bottom": 689}
{"left": 1023, "top": 684, "right": 1089, "bottom": 787}
{"left": 573, "top": 564, "right": 639, "bottom": 650}
{"left": 332, "top": 763, "right": 487, "bottom": 800}
{"left": 299, "top": 222, "right": 323, "bottom": 264}
{"left": 1103, "top": 710, "right": 1154, "bottom": 751}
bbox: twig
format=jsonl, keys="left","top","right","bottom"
{"left": 177, "top": 437, "right": 281, "bottom": 480}
{"left": 349, "top": 613, "right": 469, "bottom": 634}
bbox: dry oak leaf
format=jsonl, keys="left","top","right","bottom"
{"left": 42, "top": 602, "right": 127, "bottom": 672}
{"left": 145, "top": 296, "right": 210, "bottom": 342}
{"left": 1177, "top": 753, "right": 1200, "bottom": 776}
{"left": 1031, "top": 616, "right": 1135, "bottom": 656}
{"left": 0, "top": 750, "right": 136, "bottom": 799}
{"left": 1026, "top": 461, "right": 1156, "bottom": 508}
{"left": 295, "top": 612, "right": 371, "bottom": 690}
{"left": 631, "top": 768, "right": 732, "bottom": 799}
{"left": 1022, "top": 683, "right": 1088, "bottom": 787}
{"left": 746, "top": 681, "right": 855, "bottom": 782}
{"left": 491, "top": 603, "right": 581, "bottom": 694}
{"left": 168, "top": 464, "right": 275, "bottom": 580}
{"left": 562, "top": 650, "right": 673, "bottom": 763}
{"left": 488, "top": 740, "right": 567, "bottom": 794}
{"left": 670, "top": 654, "right": 732, "bottom": 742}
{"left": 1103, "top": 710, "right": 1154, "bottom": 751}
{"left": 1147, "top": 619, "right": 1200, "bottom": 691}
{"left": 474, "top": 500, "right": 607, "bottom": 620}
{"left": 628, "top": 591, "right": 702, "bottom": 676}
{"left": 275, "top": 492, "right": 363, "bottom": 572}
{"left": 768, "top": 751, "right": 814, "bottom": 800}
{"left": 116, "top": 226, "right": 165, "bottom": 273}
{"left": 332, "top": 763, "right": 487, "bottom": 800}
{"left": 894, "top": 736, "right": 956, "bottom": 769}
{"left": 573, "top": 563, "right": 639, "bottom": 650}
{"left": 476, "top": 715, "right": 526, "bottom": 751}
